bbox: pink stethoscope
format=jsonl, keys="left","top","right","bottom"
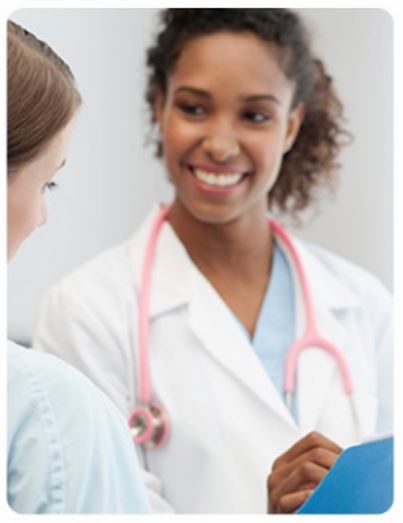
{"left": 128, "top": 206, "right": 358, "bottom": 449}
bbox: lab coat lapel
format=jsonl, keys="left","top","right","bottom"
{"left": 292, "top": 240, "right": 359, "bottom": 434}
{"left": 296, "top": 308, "right": 346, "bottom": 433}
{"left": 189, "top": 268, "right": 297, "bottom": 428}
{"left": 130, "top": 205, "right": 191, "bottom": 316}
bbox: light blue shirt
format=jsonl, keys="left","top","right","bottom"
{"left": 7, "top": 341, "right": 151, "bottom": 514}
{"left": 238, "top": 244, "right": 296, "bottom": 419}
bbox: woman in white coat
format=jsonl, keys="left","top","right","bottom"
{"left": 34, "top": 9, "right": 393, "bottom": 514}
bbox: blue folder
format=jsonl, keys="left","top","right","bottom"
{"left": 298, "top": 435, "right": 393, "bottom": 514}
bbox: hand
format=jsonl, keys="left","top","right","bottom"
{"left": 267, "top": 431, "right": 343, "bottom": 513}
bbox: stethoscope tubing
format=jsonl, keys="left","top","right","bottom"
{"left": 138, "top": 206, "right": 170, "bottom": 404}
{"left": 270, "top": 219, "right": 354, "bottom": 397}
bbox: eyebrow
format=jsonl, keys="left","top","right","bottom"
{"left": 57, "top": 159, "right": 67, "bottom": 171}
{"left": 174, "top": 86, "right": 210, "bottom": 98}
{"left": 242, "top": 94, "right": 281, "bottom": 105}
{"left": 174, "top": 86, "right": 281, "bottom": 105}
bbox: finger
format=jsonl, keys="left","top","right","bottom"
{"left": 274, "top": 489, "right": 313, "bottom": 513}
{"left": 272, "top": 461, "right": 329, "bottom": 499}
{"left": 272, "top": 431, "right": 342, "bottom": 469}
{"left": 270, "top": 445, "right": 341, "bottom": 484}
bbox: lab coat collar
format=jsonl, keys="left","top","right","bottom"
{"left": 130, "top": 206, "right": 360, "bottom": 317}
{"left": 130, "top": 204, "right": 192, "bottom": 318}
{"left": 293, "top": 238, "right": 361, "bottom": 311}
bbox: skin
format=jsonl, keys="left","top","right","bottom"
{"left": 7, "top": 120, "right": 74, "bottom": 261}
{"left": 155, "top": 31, "right": 342, "bottom": 513}
{"left": 267, "top": 431, "right": 342, "bottom": 513}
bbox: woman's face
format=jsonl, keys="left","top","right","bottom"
{"left": 7, "top": 120, "right": 74, "bottom": 261}
{"left": 156, "top": 31, "right": 304, "bottom": 225}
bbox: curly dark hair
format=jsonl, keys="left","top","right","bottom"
{"left": 145, "top": 8, "right": 351, "bottom": 218}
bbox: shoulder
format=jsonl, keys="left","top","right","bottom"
{"left": 8, "top": 341, "right": 73, "bottom": 512}
{"left": 57, "top": 240, "right": 133, "bottom": 304}
{"left": 7, "top": 341, "right": 150, "bottom": 513}
{"left": 38, "top": 205, "right": 164, "bottom": 319}
{"left": 294, "top": 238, "right": 392, "bottom": 315}
{"left": 35, "top": 236, "right": 139, "bottom": 336}
{"left": 8, "top": 340, "right": 122, "bottom": 427}
{"left": 9, "top": 339, "right": 90, "bottom": 390}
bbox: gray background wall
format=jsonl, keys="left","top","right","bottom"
{"left": 7, "top": 9, "right": 393, "bottom": 343}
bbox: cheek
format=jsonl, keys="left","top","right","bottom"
{"left": 8, "top": 191, "right": 44, "bottom": 243}
{"left": 249, "top": 132, "right": 285, "bottom": 172}
{"left": 163, "top": 115, "right": 200, "bottom": 164}
{"left": 243, "top": 133, "right": 287, "bottom": 198}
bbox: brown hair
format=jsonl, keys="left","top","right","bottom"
{"left": 7, "top": 20, "right": 82, "bottom": 173}
{"left": 146, "top": 9, "right": 351, "bottom": 219}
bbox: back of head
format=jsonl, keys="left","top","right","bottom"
{"left": 7, "top": 20, "right": 82, "bottom": 173}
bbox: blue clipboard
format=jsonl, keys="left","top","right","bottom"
{"left": 298, "top": 435, "right": 393, "bottom": 514}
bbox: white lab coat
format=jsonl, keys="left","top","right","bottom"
{"left": 34, "top": 204, "right": 393, "bottom": 513}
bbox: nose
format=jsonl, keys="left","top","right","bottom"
{"left": 202, "top": 121, "right": 240, "bottom": 162}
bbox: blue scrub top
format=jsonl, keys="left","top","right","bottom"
{"left": 7, "top": 341, "right": 151, "bottom": 514}
{"left": 237, "top": 243, "right": 296, "bottom": 420}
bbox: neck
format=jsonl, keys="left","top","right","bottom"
{"left": 168, "top": 199, "right": 273, "bottom": 280}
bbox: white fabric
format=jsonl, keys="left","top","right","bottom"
{"left": 33, "top": 204, "right": 393, "bottom": 513}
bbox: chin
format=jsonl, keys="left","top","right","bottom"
{"left": 182, "top": 199, "right": 243, "bottom": 226}
{"left": 7, "top": 244, "right": 18, "bottom": 262}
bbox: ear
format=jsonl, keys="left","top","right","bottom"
{"left": 283, "top": 102, "right": 305, "bottom": 154}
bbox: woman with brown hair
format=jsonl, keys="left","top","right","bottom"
{"left": 7, "top": 21, "right": 150, "bottom": 514}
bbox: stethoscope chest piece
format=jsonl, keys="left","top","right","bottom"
{"left": 129, "top": 402, "right": 170, "bottom": 449}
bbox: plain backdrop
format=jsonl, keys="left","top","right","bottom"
{"left": 7, "top": 8, "right": 393, "bottom": 343}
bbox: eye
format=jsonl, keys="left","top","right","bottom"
{"left": 242, "top": 110, "right": 271, "bottom": 124}
{"left": 178, "top": 102, "right": 206, "bottom": 117}
{"left": 42, "top": 181, "right": 59, "bottom": 193}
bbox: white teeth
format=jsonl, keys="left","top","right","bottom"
{"left": 193, "top": 168, "right": 243, "bottom": 187}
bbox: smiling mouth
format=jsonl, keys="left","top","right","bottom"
{"left": 188, "top": 166, "right": 248, "bottom": 188}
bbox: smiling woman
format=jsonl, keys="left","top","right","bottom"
{"left": 155, "top": 31, "right": 305, "bottom": 227}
